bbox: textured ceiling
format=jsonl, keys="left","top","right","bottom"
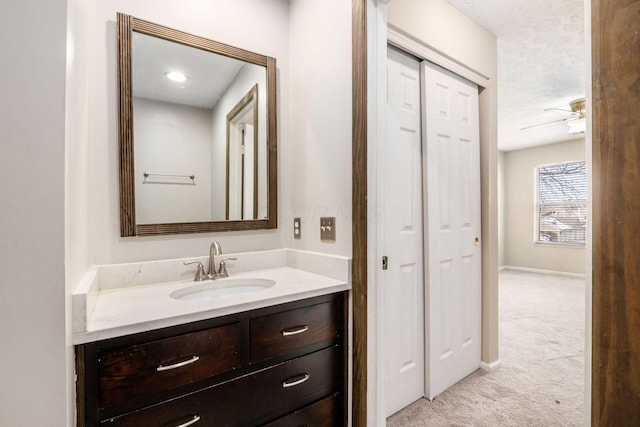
{"left": 445, "top": 0, "right": 586, "bottom": 151}
{"left": 133, "top": 32, "right": 253, "bottom": 109}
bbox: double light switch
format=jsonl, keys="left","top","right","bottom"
{"left": 320, "top": 217, "right": 336, "bottom": 241}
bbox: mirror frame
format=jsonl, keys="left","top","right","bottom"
{"left": 117, "top": 13, "right": 277, "bottom": 236}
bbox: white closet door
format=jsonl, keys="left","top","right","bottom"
{"left": 384, "top": 46, "right": 425, "bottom": 416}
{"left": 423, "top": 60, "right": 482, "bottom": 400}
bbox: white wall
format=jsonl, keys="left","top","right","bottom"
{"left": 287, "top": 0, "right": 353, "bottom": 257}
{"left": 503, "top": 139, "right": 586, "bottom": 274}
{"left": 66, "top": 0, "right": 95, "bottom": 422}
{"left": 388, "top": 0, "right": 497, "bottom": 78}
{"left": 83, "top": 0, "right": 290, "bottom": 263}
{"left": 0, "top": 0, "right": 69, "bottom": 425}
{"left": 134, "top": 98, "right": 213, "bottom": 223}
{"left": 210, "top": 63, "right": 267, "bottom": 220}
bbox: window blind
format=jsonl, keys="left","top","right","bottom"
{"left": 536, "top": 161, "right": 586, "bottom": 245}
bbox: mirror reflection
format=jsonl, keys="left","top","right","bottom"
{"left": 132, "top": 32, "right": 267, "bottom": 224}
{"left": 118, "top": 13, "right": 277, "bottom": 236}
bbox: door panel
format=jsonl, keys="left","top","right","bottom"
{"left": 384, "top": 46, "right": 425, "bottom": 417}
{"left": 423, "top": 61, "right": 481, "bottom": 400}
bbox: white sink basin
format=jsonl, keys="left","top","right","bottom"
{"left": 170, "top": 278, "right": 276, "bottom": 301}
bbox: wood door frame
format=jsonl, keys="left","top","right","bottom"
{"left": 591, "top": 0, "right": 640, "bottom": 424}
{"left": 351, "top": 0, "right": 368, "bottom": 425}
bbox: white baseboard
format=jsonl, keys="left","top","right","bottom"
{"left": 498, "top": 266, "right": 507, "bottom": 272}
{"left": 502, "top": 265, "right": 585, "bottom": 279}
{"left": 480, "top": 359, "right": 502, "bottom": 372}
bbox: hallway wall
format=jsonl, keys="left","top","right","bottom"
{"left": 0, "top": 0, "right": 69, "bottom": 425}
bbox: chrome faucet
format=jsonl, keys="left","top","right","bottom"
{"left": 208, "top": 241, "right": 222, "bottom": 279}
{"left": 183, "top": 260, "right": 207, "bottom": 281}
{"left": 184, "top": 241, "right": 236, "bottom": 281}
{"left": 217, "top": 257, "right": 237, "bottom": 278}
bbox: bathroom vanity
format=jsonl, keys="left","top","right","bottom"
{"left": 73, "top": 249, "right": 351, "bottom": 426}
{"left": 72, "top": 12, "right": 352, "bottom": 426}
{"left": 76, "top": 293, "right": 346, "bottom": 426}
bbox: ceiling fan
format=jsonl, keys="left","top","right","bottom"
{"left": 521, "top": 97, "right": 586, "bottom": 134}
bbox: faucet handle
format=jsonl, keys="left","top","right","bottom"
{"left": 184, "top": 261, "right": 206, "bottom": 281}
{"left": 217, "top": 257, "right": 237, "bottom": 278}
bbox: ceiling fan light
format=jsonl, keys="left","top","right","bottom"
{"left": 568, "top": 118, "right": 586, "bottom": 134}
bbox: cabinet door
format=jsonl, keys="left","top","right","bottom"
{"left": 103, "top": 346, "right": 341, "bottom": 427}
{"left": 251, "top": 301, "right": 340, "bottom": 362}
{"left": 99, "top": 323, "right": 241, "bottom": 407}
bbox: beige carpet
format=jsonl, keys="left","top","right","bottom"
{"left": 387, "top": 269, "right": 585, "bottom": 427}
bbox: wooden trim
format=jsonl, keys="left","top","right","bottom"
{"left": 117, "top": 13, "right": 135, "bottom": 237}
{"left": 226, "top": 119, "right": 230, "bottom": 220}
{"left": 225, "top": 84, "right": 259, "bottom": 220}
{"left": 266, "top": 56, "right": 278, "bottom": 229}
{"left": 591, "top": 0, "right": 640, "bottom": 424}
{"left": 252, "top": 86, "right": 259, "bottom": 219}
{"left": 117, "top": 13, "right": 278, "bottom": 236}
{"left": 136, "top": 219, "right": 272, "bottom": 236}
{"left": 352, "top": 0, "right": 368, "bottom": 425}
{"left": 131, "top": 17, "right": 268, "bottom": 66}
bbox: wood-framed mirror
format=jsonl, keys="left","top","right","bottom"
{"left": 118, "top": 13, "right": 277, "bottom": 236}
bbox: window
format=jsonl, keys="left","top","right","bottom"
{"left": 536, "top": 161, "right": 586, "bottom": 246}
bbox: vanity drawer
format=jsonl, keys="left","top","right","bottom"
{"left": 103, "top": 346, "right": 341, "bottom": 427}
{"left": 264, "top": 393, "right": 342, "bottom": 426}
{"left": 251, "top": 301, "right": 340, "bottom": 362}
{"left": 99, "top": 323, "right": 241, "bottom": 407}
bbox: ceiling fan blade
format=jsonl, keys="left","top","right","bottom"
{"left": 520, "top": 117, "right": 569, "bottom": 131}
{"left": 543, "top": 107, "right": 574, "bottom": 113}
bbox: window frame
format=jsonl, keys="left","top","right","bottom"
{"left": 534, "top": 160, "right": 587, "bottom": 247}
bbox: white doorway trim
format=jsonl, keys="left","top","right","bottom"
{"left": 388, "top": 26, "right": 489, "bottom": 89}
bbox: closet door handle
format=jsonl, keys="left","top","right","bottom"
{"left": 174, "top": 415, "right": 201, "bottom": 427}
{"left": 157, "top": 355, "right": 200, "bottom": 372}
{"left": 282, "top": 373, "right": 310, "bottom": 388}
{"left": 282, "top": 325, "right": 309, "bottom": 336}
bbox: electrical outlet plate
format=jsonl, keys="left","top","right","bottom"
{"left": 320, "top": 217, "right": 336, "bottom": 241}
{"left": 293, "top": 217, "right": 301, "bottom": 239}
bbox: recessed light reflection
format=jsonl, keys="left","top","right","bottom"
{"left": 166, "top": 71, "right": 187, "bottom": 82}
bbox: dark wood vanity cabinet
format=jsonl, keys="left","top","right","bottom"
{"left": 76, "top": 292, "right": 347, "bottom": 427}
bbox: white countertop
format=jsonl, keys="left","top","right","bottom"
{"left": 73, "top": 264, "right": 350, "bottom": 345}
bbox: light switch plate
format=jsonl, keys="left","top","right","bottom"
{"left": 294, "top": 217, "right": 301, "bottom": 239}
{"left": 320, "top": 217, "right": 336, "bottom": 241}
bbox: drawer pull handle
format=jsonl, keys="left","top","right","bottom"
{"left": 175, "top": 415, "right": 201, "bottom": 427}
{"left": 157, "top": 355, "right": 200, "bottom": 372}
{"left": 282, "top": 325, "right": 309, "bottom": 336}
{"left": 282, "top": 373, "right": 310, "bottom": 388}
